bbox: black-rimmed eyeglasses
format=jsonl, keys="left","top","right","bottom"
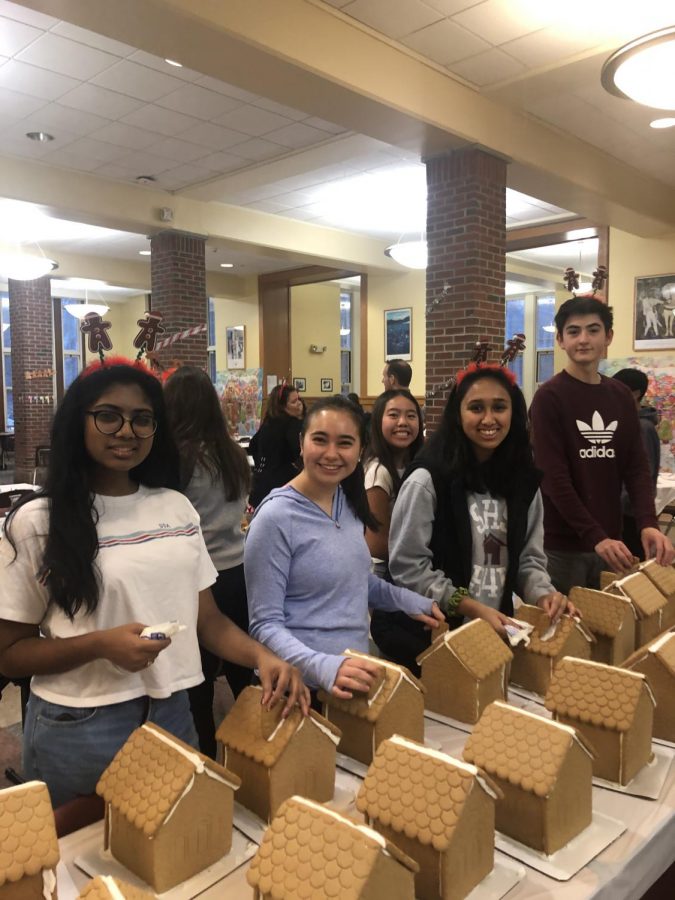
{"left": 86, "top": 410, "right": 157, "bottom": 439}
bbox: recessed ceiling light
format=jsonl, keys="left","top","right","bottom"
{"left": 165, "top": 58, "right": 182, "bottom": 67}
{"left": 26, "top": 131, "right": 54, "bottom": 142}
{"left": 650, "top": 117, "right": 675, "bottom": 128}
{"left": 135, "top": 175, "right": 156, "bottom": 184}
{"left": 139, "top": 250, "right": 151, "bottom": 256}
{"left": 220, "top": 262, "right": 234, "bottom": 268}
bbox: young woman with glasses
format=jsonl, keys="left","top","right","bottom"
{"left": 0, "top": 357, "right": 308, "bottom": 809}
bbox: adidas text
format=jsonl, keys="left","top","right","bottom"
{"left": 579, "top": 446, "right": 615, "bottom": 459}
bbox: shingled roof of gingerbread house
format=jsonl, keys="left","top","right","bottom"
{"left": 317, "top": 650, "right": 425, "bottom": 722}
{"left": 463, "top": 702, "right": 594, "bottom": 798}
{"left": 609, "top": 572, "right": 667, "bottom": 618}
{"left": 513, "top": 605, "right": 593, "bottom": 657}
{"left": 216, "top": 685, "right": 341, "bottom": 767}
{"left": 624, "top": 630, "right": 675, "bottom": 678}
{"left": 78, "top": 876, "right": 154, "bottom": 900}
{"left": 356, "top": 735, "right": 500, "bottom": 852}
{"left": 96, "top": 723, "right": 240, "bottom": 838}
{"left": 0, "top": 781, "right": 59, "bottom": 887}
{"left": 247, "top": 795, "right": 418, "bottom": 899}
{"left": 416, "top": 618, "right": 513, "bottom": 676}
{"left": 640, "top": 560, "right": 675, "bottom": 601}
{"left": 545, "top": 657, "right": 655, "bottom": 731}
{"left": 568, "top": 587, "right": 634, "bottom": 638}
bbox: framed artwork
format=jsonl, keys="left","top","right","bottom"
{"left": 226, "top": 325, "right": 245, "bottom": 369}
{"left": 385, "top": 307, "right": 412, "bottom": 361}
{"left": 320, "top": 378, "right": 333, "bottom": 392}
{"left": 634, "top": 274, "right": 675, "bottom": 350}
{"left": 293, "top": 377, "right": 306, "bottom": 392}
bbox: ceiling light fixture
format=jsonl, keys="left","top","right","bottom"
{"left": 63, "top": 302, "right": 110, "bottom": 320}
{"left": 136, "top": 175, "right": 157, "bottom": 184}
{"left": 219, "top": 262, "right": 234, "bottom": 268}
{"left": 0, "top": 246, "right": 58, "bottom": 281}
{"left": 25, "top": 131, "right": 54, "bottom": 142}
{"left": 139, "top": 250, "right": 151, "bottom": 256}
{"left": 650, "top": 117, "right": 675, "bottom": 129}
{"left": 384, "top": 239, "right": 427, "bottom": 269}
{"left": 165, "top": 58, "right": 182, "bottom": 67}
{"left": 602, "top": 26, "right": 675, "bottom": 109}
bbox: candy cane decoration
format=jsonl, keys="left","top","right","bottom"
{"left": 155, "top": 323, "right": 207, "bottom": 350}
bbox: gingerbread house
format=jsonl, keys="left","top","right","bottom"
{"left": 357, "top": 736, "right": 501, "bottom": 900}
{"left": 509, "top": 605, "right": 593, "bottom": 695}
{"left": 318, "top": 650, "right": 426, "bottom": 765}
{"left": 606, "top": 572, "right": 667, "bottom": 647}
{"left": 247, "top": 795, "right": 418, "bottom": 899}
{"left": 463, "top": 702, "right": 594, "bottom": 855}
{"left": 640, "top": 560, "right": 675, "bottom": 629}
{"left": 416, "top": 619, "right": 512, "bottom": 723}
{"left": 568, "top": 587, "right": 636, "bottom": 665}
{"left": 96, "top": 722, "right": 241, "bottom": 893}
{"left": 216, "top": 684, "right": 341, "bottom": 822}
{"left": 600, "top": 560, "right": 640, "bottom": 590}
{"left": 545, "top": 656, "right": 655, "bottom": 785}
{"left": 78, "top": 876, "right": 154, "bottom": 899}
{"left": 0, "top": 781, "right": 59, "bottom": 900}
{"left": 623, "top": 630, "right": 675, "bottom": 742}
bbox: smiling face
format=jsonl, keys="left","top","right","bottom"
{"left": 459, "top": 377, "right": 512, "bottom": 462}
{"left": 557, "top": 313, "right": 613, "bottom": 370}
{"left": 84, "top": 382, "right": 155, "bottom": 493}
{"left": 380, "top": 395, "right": 420, "bottom": 453}
{"left": 300, "top": 409, "right": 362, "bottom": 489}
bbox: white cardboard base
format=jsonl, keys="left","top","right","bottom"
{"left": 75, "top": 826, "right": 256, "bottom": 898}
{"left": 424, "top": 709, "right": 474, "bottom": 733}
{"left": 464, "top": 856, "right": 525, "bottom": 900}
{"left": 592, "top": 745, "right": 673, "bottom": 800}
{"left": 652, "top": 735, "right": 675, "bottom": 750}
{"left": 507, "top": 685, "right": 545, "bottom": 705}
{"left": 494, "top": 811, "right": 626, "bottom": 881}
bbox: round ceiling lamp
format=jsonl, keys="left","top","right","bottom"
{"left": 63, "top": 302, "right": 110, "bottom": 320}
{"left": 0, "top": 250, "right": 58, "bottom": 281}
{"left": 601, "top": 27, "right": 675, "bottom": 109}
{"left": 384, "top": 239, "right": 428, "bottom": 269}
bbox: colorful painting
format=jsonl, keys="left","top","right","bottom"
{"left": 600, "top": 356, "right": 675, "bottom": 473}
{"left": 634, "top": 274, "right": 675, "bottom": 350}
{"left": 385, "top": 308, "right": 412, "bottom": 361}
{"left": 216, "top": 368, "right": 262, "bottom": 438}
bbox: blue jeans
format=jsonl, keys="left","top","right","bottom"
{"left": 23, "top": 691, "right": 197, "bottom": 809}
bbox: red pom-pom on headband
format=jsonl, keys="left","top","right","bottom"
{"left": 80, "top": 356, "right": 156, "bottom": 379}
{"left": 454, "top": 362, "right": 517, "bottom": 388}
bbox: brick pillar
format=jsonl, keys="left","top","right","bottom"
{"left": 150, "top": 230, "right": 208, "bottom": 368}
{"left": 8, "top": 275, "right": 55, "bottom": 482}
{"left": 425, "top": 148, "right": 507, "bottom": 429}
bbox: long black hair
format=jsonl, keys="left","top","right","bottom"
{"left": 418, "top": 366, "right": 537, "bottom": 496}
{"left": 164, "top": 366, "right": 251, "bottom": 500}
{"left": 5, "top": 360, "right": 180, "bottom": 619}
{"left": 363, "top": 389, "right": 424, "bottom": 495}
{"left": 301, "top": 395, "right": 378, "bottom": 530}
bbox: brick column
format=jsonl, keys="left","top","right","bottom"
{"left": 8, "top": 275, "right": 55, "bottom": 482}
{"left": 425, "top": 148, "right": 507, "bottom": 429}
{"left": 150, "top": 230, "right": 208, "bottom": 368}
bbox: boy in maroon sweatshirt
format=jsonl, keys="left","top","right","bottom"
{"left": 530, "top": 296, "right": 673, "bottom": 592}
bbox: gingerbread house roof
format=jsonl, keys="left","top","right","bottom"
{"left": 463, "top": 702, "right": 593, "bottom": 797}
{"left": 609, "top": 572, "right": 667, "bottom": 618}
{"left": 640, "top": 560, "right": 675, "bottom": 601}
{"left": 78, "top": 876, "right": 154, "bottom": 899}
{"left": 96, "top": 723, "right": 240, "bottom": 838}
{"left": 247, "top": 795, "right": 418, "bottom": 898}
{"left": 624, "top": 630, "right": 675, "bottom": 679}
{"left": 512, "top": 605, "right": 593, "bottom": 657}
{"left": 356, "top": 735, "right": 500, "bottom": 852}
{"left": 545, "top": 657, "right": 655, "bottom": 731}
{"left": 0, "top": 781, "right": 59, "bottom": 886}
{"left": 216, "top": 685, "right": 341, "bottom": 767}
{"left": 317, "top": 650, "right": 425, "bottom": 722}
{"left": 416, "top": 618, "right": 513, "bottom": 676}
{"left": 568, "top": 587, "right": 634, "bottom": 637}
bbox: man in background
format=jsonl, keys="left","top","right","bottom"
{"left": 382, "top": 359, "right": 412, "bottom": 390}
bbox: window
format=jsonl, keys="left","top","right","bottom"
{"left": 505, "top": 297, "right": 525, "bottom": 388}
{"left": 61, "top": 299, "right": 83, "bottom": 390}
{"left": 340, "top": 291, "right": 351, "bottom": 393}
{"left": 505, "top": 292, "right": 555, "bottom": 404}
{"left": 535, "top": 295, "right": 555, "bottom": 385}
{"left": 1, "top": 294, "right": 12, "bottom": 429}
{"left": 207, "top": 296, "right": 216, "bottom": 382}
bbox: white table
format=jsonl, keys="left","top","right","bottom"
{"left": 655, "top": 473, "right": 675, "bottom": 515}
{"left": 0, "top": 482, "right": 35, "bottom": 494}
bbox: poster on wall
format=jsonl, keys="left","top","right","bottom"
{"left": 634, "top": 274, "right": 675, "bottom": 350}
{"left": 600, "top": 356, "right": 675, "bottom": 473}
{"left": 216, "top": 368, "right": 262, "bottom": 438}
{"left": 226, "top": 325, "right": 246, "bottom": 368}
{"left": 384, "top": 308, "right": 412, "bottom": 361}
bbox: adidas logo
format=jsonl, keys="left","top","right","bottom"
{"left": 576, "top": 411, "right": 617, "bottom": 458}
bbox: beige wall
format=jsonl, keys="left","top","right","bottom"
{"left": 290, "top": 282, "right": 341, "bottom": 394}
{"left": 366, "top": 269, "right": 425, "bottom": 397}
{"left": 212, "top": 278, "right": 260, "bottom": 373}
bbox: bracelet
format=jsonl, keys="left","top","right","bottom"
{"left": 440, "top": 586, "right": 470, "bottom": 618}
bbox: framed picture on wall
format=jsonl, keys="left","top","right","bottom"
{"left": 634, "top": 274, "right": 675, "bottom": 350}
{"left": 293, "top": 377, "right": 306, "bottom": 392}
{"left": 320, "top": 378, "right": 333, "bottom": 392}
{"left": 226, "top": 325, "right": 245, "bottom": 369}
{"left": 384, "top": 308, "right": 412, "bottom": 361}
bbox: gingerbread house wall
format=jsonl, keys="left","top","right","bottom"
{"left": 375, "top": 824, "right": 439, "bottom": 900}
{"left": 269, "top": 726, "right": 336, "bottom": 820}
{"left": 555, "top": 714, "right": 620, "bottom": 783}
{"left": 629, "top": 657, "right": 675, "bottom": 741}
{"left": 509, "top": 649, "right": 554, "bottom": 696}
{"left": 491, "top": 777, "right": 546, "bottom": 851}
{"left": 595, "top": 614, "right": 635, "bottom": 666}
{"left": 326, "top": 707, "right": 374, "bottom": 765}
{"left": 621, "top": 691, "right": 654, "bottom": 784}
{"left": 225, "top": 751, "right": 269, "bottom": 821}
{"left": 545, "top": 743, "right": 593, "bottom": 854}
{"left": 374, "top": 684, "right": 425, "bottom": 759}
{"left": 366, "top": 852, "right": 417, "bottom": 899}
{"left": 421, "top": 651, "right": 479, "bottom": 722}
{"left": 109, "top": 774, "right": 233, "bottom": 892}
{"left": 0, "top": 872, "right": 54, "bottom": 900}
{"left": 440, "top": 785, "right": 495, "bottom": 900}
{"left": 636, "top": 611, "right": 663, "bottom": 648}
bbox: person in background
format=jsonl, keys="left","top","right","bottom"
{"left": 382, "top": 359, "right": 412, "bottom": 391}
{"left": 164, "top": 365, "right": 253, "bottom": 756}
{"left": 362, "top": 389, "right": 423, "bottom": 579}
{"left": 0, "top": 359, "right": 307, "bottom": 808}
{"left": 373, "top": 365, "right": 570, "bottom": 675}
{"left": 248, "top": 383, "right": 304, "bottom": 507}
{"left": 245, "top": 396, "right": 444, "bottom": 699}
{"left": 612, "top": 368, "right": 661, "bottom": 559}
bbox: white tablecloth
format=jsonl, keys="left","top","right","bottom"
{"left": 656, "top": 473, "right": 675, "bottom": 515}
